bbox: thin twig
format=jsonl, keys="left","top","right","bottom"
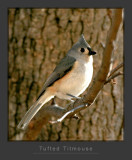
{"left": 49, "top": 104, "right": 85, "bottom": 124}
{"left": 108, "top": 62, "right": 123, "bottom": 78}
{"left": 105, "top": 71, "right": 123, "bottom": 84}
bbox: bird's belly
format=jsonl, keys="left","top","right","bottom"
{"left": 55, "top": 61, "right": 93, "bottom": 100}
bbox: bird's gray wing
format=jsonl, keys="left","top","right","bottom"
{"left": 37, "top": 55, "right": 76, "bottom": 100}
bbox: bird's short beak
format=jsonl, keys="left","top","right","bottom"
{"left": 87, "top": 47, "right": 96, "bottom": 55}
{"left": 89, "top": 50, "right": 96, "bottom": 55}
{"left": 90, "top": 50, "right": 96, "bottom": 55}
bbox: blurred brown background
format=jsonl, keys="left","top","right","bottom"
{"left": 8, "top": 8, "right": 123, "bottom": 141}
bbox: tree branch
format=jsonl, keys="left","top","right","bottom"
{"left": 22, "top": 104, "right": 66, "bottom": 140}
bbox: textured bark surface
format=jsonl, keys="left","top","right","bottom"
{"left": 8, "top": 9, "right": 123, "bottom": 141}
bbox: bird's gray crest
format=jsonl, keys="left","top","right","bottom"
{"left": 67, "top": 34, "right": 91, "bottom": 55}
{"left": 78, "top": 34, "right": 90, "bottom": 48}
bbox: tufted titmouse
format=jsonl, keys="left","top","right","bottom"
{"left": 17, "top": 34, "right": 96, "bottom": 130}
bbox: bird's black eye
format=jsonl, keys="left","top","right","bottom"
{"left": 80, "top": 48, "right": 85, "bottom": 52}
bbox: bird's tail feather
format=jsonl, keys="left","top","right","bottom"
{"left": 17, "top": 92, "right": 54, "bottom": 130}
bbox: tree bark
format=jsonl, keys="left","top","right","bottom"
{"left": 8, "top": 8, "right": 123, "bottom": 141}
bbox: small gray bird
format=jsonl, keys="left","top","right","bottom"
{"left": 17, "top": 34, "right": 96, "bottom": 130}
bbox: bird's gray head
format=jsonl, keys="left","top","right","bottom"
{"left": 67, "top": 34, "right": 96, "bottom": 61}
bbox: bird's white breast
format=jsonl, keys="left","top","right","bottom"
{"left": 74, "top": 56, "right": 93, "bottom": 96}
{"left": 55, "top": 56, "right": 93, "bottom": 100}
